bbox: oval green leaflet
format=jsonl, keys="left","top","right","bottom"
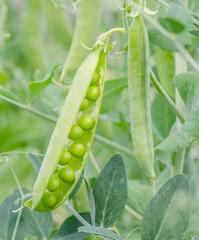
{"left": 128, "top": 15, "right": 156, "bottom": 180}
{"left": 25, "top": 46, "right": 108, "bottom": 212}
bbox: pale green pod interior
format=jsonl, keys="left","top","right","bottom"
{"left": 25, "top": 48, "right": 107, "bottom": 211}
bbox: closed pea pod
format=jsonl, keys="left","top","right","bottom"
{"left": 25, "top": 44, "right": 108, "bottom": 212}
{"left": 128, "top": 15, "right": 156, "bottom": 180}
{"left": 59, "top": 0, "right": 102, "bottom": 82}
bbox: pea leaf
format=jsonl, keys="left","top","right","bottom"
{"left": 141, "top": 174, "right": 189, "bottom": 240}
{"left": 159, "top": 3, "right": 193, "bottom": 34}
{"left": 28, "top": 64, "right": 59, "bottom": 102}
{"left": 157, "top": 72, "right": 199, "bottom": 152}
{"left": 52, "top": 213, "right": 90, "bottom": 240}
{"left": 93, "top": 154, "right": 127, "bottom": 227}
{"left": 0, "top": 189, "right": 53, "bottom": 240}
{"left": 148, "top": 28, "right": 177, "bottom": 51}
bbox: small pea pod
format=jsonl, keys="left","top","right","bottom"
{"left": 26, "top": 46, "right": 107, "bottom": 212}
{"left": 60, "top": 0, "right": 102, "bottom": 82}
{"left": 128, "top": 15, "right": 156, "bottom": 180}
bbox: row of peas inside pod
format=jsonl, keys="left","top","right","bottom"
{"left": 37, "top": 64, "right": 103, "bottom": 211}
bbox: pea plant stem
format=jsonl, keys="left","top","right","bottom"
{"left": 89, "top": 151, "right": 101, "bottom": 174}
{"left": 124, "top": 205, "right": 142, "bottom": 221}
{"left": 95, "top": 134, "right": 134, "bottom": 157}
{"left": 0, "top": 94, "right": 56, "bottom": 123}
{"left": 144, "top": 14, "right": 199, "bottom": 72}
{"left": 97, "top": 27, "right": 125, "bottom": 41}
{"left": 173, "top": 53, "right": 187, "bottom": 174}
{"left": 150, "top": 71, "right": 185, "bottom": 124}
{"left": 157, "top": 0, "right": 169, "bottom": 7}
{"left": 66, "top": 202, "right": 91, "bottom": 227}
{"left": 6, "top": 160, "right": 25, "bottom": 240}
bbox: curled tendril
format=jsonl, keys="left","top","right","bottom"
{"left": 81, "top": 28, "right": 125, "bottom": 54}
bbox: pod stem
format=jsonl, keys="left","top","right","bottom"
{"left": 150, "top": 71, "right": 185, "bottom": 124}
{"left": 97, "top": 27, "right": 126, "bottom": 44}
{"left": 66, "top": 201, "right": 91, "bottom": 227}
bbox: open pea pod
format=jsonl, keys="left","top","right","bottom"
{"left": 26, "top": 46, "right": 107, "bottom": 212}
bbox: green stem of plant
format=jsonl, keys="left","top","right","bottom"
{"left": 150, "top": 71, "right": 185, "bottom": 124}
{"left": 11, "top": 200, "right": 24, "bottom": 240}
{"left": 144, "top": 14, "right": 199, "bottom": 72}
{"left": 173, "top": 149, "right": 186, "bottom": 174}
{"left": 0, "top": 0, "right": 7, "bottom": 35}
{"left": 173, "top": 53, "right": 187, "bottom": 175}
{"left": 97, "top": 27, "right": 126, "bottom": 44}
{"left": 95, "top": 134, "right": 134, "bottom": 157}
{"left": 124, "top": 205, "right": 142, "bottom": 221}
{"left": 0, "top": 94, "right": 56, "bottom": 123}
{"left": 157, "top": 0, "right": 169, "bottom": 7}
{"left": 7, "top": 161, "right": 25, "bottom": 240}
{"left": 89, "top": 152, "right": 101, "bottom": 174}
{"left": 66, "top": 202, "right": 91, "bottom": 226}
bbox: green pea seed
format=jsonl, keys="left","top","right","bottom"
{"left": 69, "top": 142, "right": 86, "bottom": 157}
{"left": 42, "top": 192, "right": 57, "bottom": 208}
{"left": 78, "top": 115, "right": 95, "bottom": 130}
{"left": 59, "top": 150, "right": 71, "bottom": 165}
{"left": 47, "top": 175, "right": 60, "bottom": 192}
{"left": 86, "top": 86, "right": 100, "bottom": 101}
{"left": 58, "top": 166, "right": 75, "bottom": 183}
{"left": 69, "top": 124, "right": 84, "bottom": 140}
{"left": 80, "top": 98, "right": 90, "bottom": 111}
{"left": 91, "top": 72, "right": 100, "bottom": 84}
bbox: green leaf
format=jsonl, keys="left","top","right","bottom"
{"left": 52, "top": 213, "right": 90, "bottom": 240}
{"left": 28, "top": 64, "right": 59, "bottom": 102}
{"left": 141, "top": 174, "right": 189, "bottom": 240}
{"left": 93, "top": 154, "right": 127, "bottom": 227}
{"left": 159, "top": 3, "right": 193, "bottom": 33}
{"left": 148, "top": 28, "right": 177, "bottom": 51}
{"left": 0, "top": 189, "right": 52, "bottom": 240}
{"left": 157, "top": 72, "right": 199, "bottom": 152}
